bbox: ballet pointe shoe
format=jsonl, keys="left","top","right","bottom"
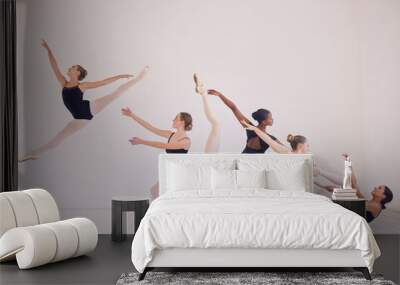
{"left": 193, "top": 73, "right": 205, "bottom": 95}
{"left": 19, "top": 154, "right": 39, "bottom": 163}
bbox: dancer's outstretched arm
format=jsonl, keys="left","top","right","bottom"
{"left": 122, "top": 108, "right": 172, "bottom": 138}
{"left": 129, "top": 137, "right": 190, "bottom": 150}
{"left": 41, "top": 39, "right": 66, "bottom": 87}
{"left": 241, "top": 121, "right": 290, "bottom": 154}
{"left": 80, "top": 74, "right": 134, "bottom": 90}
{"left": 208, "top": 89, "right": 250, "bottom": 127}
{"left": 194, "top": 74, "right": 220, "bottom": 152}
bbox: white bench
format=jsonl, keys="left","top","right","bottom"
{"left": 0, "top": 189, "right": 97, "bottom": 269}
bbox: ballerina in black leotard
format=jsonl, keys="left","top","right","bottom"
{"left": 207, "top": 89, "right": 284, "bottom": 153}
{"left": 121, "top": 108, "right": 192, "bottom": 153}
{"left": 19, "top": 39, "right": 149, "bottom": 162}
{"left": 121, "top": 108, "right": 192, "bottom": 200}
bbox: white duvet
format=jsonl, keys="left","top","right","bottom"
{"left": 131, "top": 190, "right": 380, "bottom": 273}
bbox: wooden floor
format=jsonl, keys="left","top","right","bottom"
{"left": 0, "top": 235, "right": 398, "bottom": 285}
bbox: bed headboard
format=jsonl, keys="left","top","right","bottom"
{"left": 158, "top": 153, "right": 314, "bottom": 195}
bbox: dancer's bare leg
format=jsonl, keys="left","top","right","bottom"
{"left": 19, "top": 119, "right": 89, "bottom": 162}
{"left": 91, "top": 66, "right": 149, "bottom": 115}
{"left": 194, "top": 74, "right": 220, "bottom": 153}
{"left": 202, "top": 94, "right": 220, "bottom": 153}
{"left": 150, "top": 181, "right": 159, "bottom": 201}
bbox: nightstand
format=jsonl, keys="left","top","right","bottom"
{"left": 111, "top": 196, "right": 149, "bottom": 242}
{"left": 332, "top": 199, "right": 366, "bottom": 218}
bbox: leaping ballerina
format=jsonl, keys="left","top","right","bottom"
{"left": 19, "top": 39, "right": 149, "bottom": 162}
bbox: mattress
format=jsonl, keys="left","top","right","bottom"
{"left": 131, "top": 189, "right": 380, "bottom": 273}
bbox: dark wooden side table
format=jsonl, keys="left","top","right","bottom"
{"left": 332, "top": 198, "right": 366, "bottom": 219}
{"left": 112, "top": 196, "right": 149, "bottom": 242}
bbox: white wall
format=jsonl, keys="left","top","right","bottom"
{"left": 17, "top": 0, "right": 400, "bottom": 233}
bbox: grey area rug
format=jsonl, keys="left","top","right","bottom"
{"left": 116, "top": 272, "right": 396, "bottom": 285}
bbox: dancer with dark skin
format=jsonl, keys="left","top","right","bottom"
{"left": 19, "top": 40, "right": 148, "bottom": 162}
{"left": 207, "top": 89, "right": 283, "bottom": 153}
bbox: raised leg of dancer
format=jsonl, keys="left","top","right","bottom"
{"left": 194, "top": 73, "right": 220, "bottom": 153}
{"left": 91, "top": 66, "right": 148, "bottom": 115}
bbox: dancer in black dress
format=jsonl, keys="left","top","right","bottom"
{"left": 19, "top": 40, "right": 149, "bottom": 162}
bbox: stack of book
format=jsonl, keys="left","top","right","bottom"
{"left": 332, "top": 188, "right": 358, "bottom": 200}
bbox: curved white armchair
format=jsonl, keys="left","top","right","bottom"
{"left": 0, "top": 189, "right": 98, "bottom": 269}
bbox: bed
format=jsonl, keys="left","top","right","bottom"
{"left": 131, "top": 153, "right": 380, "bottom": 280}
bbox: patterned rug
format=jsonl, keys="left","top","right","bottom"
{"left": 116, "top": 271, "right": 396, "bottom": 285}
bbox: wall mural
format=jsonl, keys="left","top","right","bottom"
{"left": 18, "top": 38, "right": 394, "bottom": 223}
{"left": 16, "top": 0, "right": 398, "bottom": 233}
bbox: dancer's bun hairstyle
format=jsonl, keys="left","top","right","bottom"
{"left": 287, "top": 134, "right": 295, "bottom": 143}
{"left": 381, "top": 186, "right": 393, "bottom": 209}
{"left": 287, "top": 134, "right": 307, "bottom": 151}
{"left": 252, "top": 109, "right": 270, "bottom": 123}
{"left": 180, "top": 112, "right": 193, "bottom": 131}
{"left": 77, "top": 65, "right": 87, "bottom": 81}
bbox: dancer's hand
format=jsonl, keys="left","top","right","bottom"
{"left": 129, "top": 137, "right": 143, "bottom": 145}
{"left": 207, "top": 89, "right": 222, "bottom": 97}
{"left": 241, "top": 120, "right": 256, "bottom": 131}
{"left": 121, "top": 107, "right": 134, "bottom": 118}
{"left": 119, "top": 74, "right": 134, "bottom": 79}
{"left": 41, "top": 39, "right": 50, "bottom": 51}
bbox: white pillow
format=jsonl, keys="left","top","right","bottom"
{"left": 266, "top": 162, "right": 307, "bottom": 191}
{"left": 166, "top": 162, "right": 212, "bottom": 191}
{"left": 211, "top": 168, "right": 237, "bottom": 190}
{"left": 236, "top": 169, "right": 267, "bottom": 189}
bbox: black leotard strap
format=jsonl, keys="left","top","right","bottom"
{"left": 167, "top": 132, "right": 175, "bottom": 143}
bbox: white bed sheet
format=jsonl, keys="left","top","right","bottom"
{"left": 131, "top": 189, "right": 380, "bottom": 273}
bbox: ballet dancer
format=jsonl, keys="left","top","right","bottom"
{"left": 241, "top": 121, "right": 309, "bottom": 154}
{"left": 19, "top": 40, "right": 149, "bottom": 162}
{"left": 320, "top": 154, "right": 393, "bottom": 223}
{"left": 144, "top": 73, "right": 215, "bottom": 201}
{"left": 122, "top": 109, "right": 192, "bottom": 152}
{"left": 207, "top": 89, "right": 282, "bottom": 153}
{"left": 194, "top": 74, "right": 220, "bottom": 152}
{"left": 122, "top": 108, "right": 192, "bottom": 199}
